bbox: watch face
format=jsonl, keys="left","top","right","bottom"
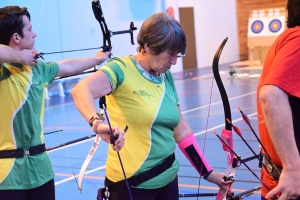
{"left": 96, "top": 113, "right": 105, "bottom": 121}
{"left": 89, "top": 113, "right": 106, "bottom": 127}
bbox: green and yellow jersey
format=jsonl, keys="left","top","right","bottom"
{"left": 100, "top": 56, "right": 180, "bottom": 189}
{"left": 0, "top": 61, "right": 58, "bottom": 189}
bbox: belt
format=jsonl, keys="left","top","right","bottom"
{"left": 106, "top": 153, "right": 175, "bottom": 191}
{"left": 0, "top": 143, "right": 46, "bottom": 159}
{"left": 264, "top": 155, "right": 282, "bottom": 181}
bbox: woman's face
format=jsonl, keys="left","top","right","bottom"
{"left": 148, "top": 50, "right": 178, "bottom": 75}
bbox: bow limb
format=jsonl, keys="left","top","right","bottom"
{"left": 211, "top": 38, "right": 235, "bottom": 199}
{"left": 78, "top": 134, "right": 102, "bottom": 193}
{"left": 79, "top": 2, "right": 135, "bottom": 195}
{"left": 77, "top": 1, "right": 111, "bottom": 193}
{"left": 92, "top": 0, "right": 112, "bottom": 52}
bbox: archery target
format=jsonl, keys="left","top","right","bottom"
{"left": 248, "top": 15, "right": 285, "bottom": 37}
{"left": 269, "top": 19, "right": 282, "bottom": 33}
{"left": 251, "top": 20, "right": 264, "bottom": 34}
{"left": 248, "top": 17, "right": 269, "bottom": 37}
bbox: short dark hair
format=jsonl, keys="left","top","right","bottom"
{"left": 137, "top": 12, "right": 186, "bottom": 55}
{"left": 286, "top": 0, "right": 300, "bottom": 28}
{"left": 0, "top": 6, "right": 31, "bottom": 45}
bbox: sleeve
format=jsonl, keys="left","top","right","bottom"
{"left": 264, "top": 31, "right": 300, "bottom": 98}
{"left": 99, "top": 57, "right": 125, "bottom": 92}
{"left": 36, "top": 61, "right": 59, "bottom": 85}
{"left": 0, "top": 64, "right": 9, "bottom": 81}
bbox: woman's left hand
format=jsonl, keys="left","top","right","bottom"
{"left": 109, "top": 126, "right": 126, "bottom": 151}
{"left": 206, "top": 171, "right": 230, "bottom": 199}
{"left": 97, "top": 124, "right": 125, "bottom": 151}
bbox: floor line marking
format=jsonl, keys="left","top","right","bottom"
{"left": 194, "top": 112, "right": 257, "bottom": 136}
{"left": 55, "top": 165, "right": 106, "bottom": 185}
{"left": 182, "top": 91, "right": 256, "bottom": 114}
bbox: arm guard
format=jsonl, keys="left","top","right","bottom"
{"left": 178, "top": 134, "right": 213, "bottom": 179}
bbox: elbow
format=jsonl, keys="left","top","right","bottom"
{"left": 259, "top": 85, "right": 288, "bottom": 106}
{"left": 70, "top": 85, "right": 78, "bottom": 99}
{"left": 259, "top": 86, "right": 272, "bottom": 105}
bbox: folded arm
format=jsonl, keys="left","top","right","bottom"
{"left": 0, "top": 45, "right": 37, "bottom": 65}
{"left": 260, "top": 85, "right": 300, "bottom": 200}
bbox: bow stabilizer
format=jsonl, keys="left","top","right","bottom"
{"left": 92, "top": 0, "right": 137, "bottom": 52}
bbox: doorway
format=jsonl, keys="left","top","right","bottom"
{"left": 179, "top": 7, "right": 197, "bottom": 70}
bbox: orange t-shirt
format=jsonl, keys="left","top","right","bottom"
{"left": 257, "top": 26, "right": 300, "bottom": 197}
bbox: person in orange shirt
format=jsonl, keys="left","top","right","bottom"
{"left": 257, "top": 0, "right": 300, "bottom": 199}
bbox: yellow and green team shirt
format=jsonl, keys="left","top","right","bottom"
{"left": 100, "top": 56, "right": 180, "bottom": 189}
{"left": 0, "top": 61, "right": 59, "bottom": 189}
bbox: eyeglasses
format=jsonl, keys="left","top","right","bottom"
{"left": 177, "top": 54, "right": 186, "bottom": 58}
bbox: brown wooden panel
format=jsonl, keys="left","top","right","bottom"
{"left": 179, "top": 7, "right": 197, "bottom": 70}
{"left": 248, "top": 36, "right": 279, "bottom": 46}
{"left": 236, "top": 0, "right": 287, "bottom": 60}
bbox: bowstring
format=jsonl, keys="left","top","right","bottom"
{"left": 197, "top": 75, "right": 215, "bottom": 200}
{"left": 36, "top": 0, "right": 80, "bottom": 189}
{"left": 45, "top": 96, "right": 80, "bottom": 188}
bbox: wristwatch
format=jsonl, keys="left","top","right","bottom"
{"left": 89, "top": 113, "right": 105, "bottom": 127}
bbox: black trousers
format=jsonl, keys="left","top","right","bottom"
{"left": 106, "top": 176, "right": 179, "bottom": 200}
{"left": 0, "top": 179, "right": 55, "bottom": 200}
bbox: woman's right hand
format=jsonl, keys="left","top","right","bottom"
{"left": 97, "top": 124, "right": 126, "bottom": 151}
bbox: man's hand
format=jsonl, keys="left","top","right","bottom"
{"left": 19, "top": 49, "right": 38, "bottom": 65}
{"left": 95, "top": 51, "right": 112, "bottom": 64}
{"left": 266, "top": 167, "right": 300, "bottom": 200}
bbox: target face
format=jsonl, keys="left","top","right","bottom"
{"left": 251, "top": 20, "right": 264, "bottom": 34}
{"left": 269, "top": 19, "right": 282, "bottom": 33}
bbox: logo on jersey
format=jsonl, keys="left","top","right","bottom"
{"left": 169, "top": 94, "right": 176, "bottom": 103}
{"left": 133, "top": 90, "right": 154, "bottom": 100}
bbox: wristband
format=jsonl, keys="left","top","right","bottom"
{"left": 89, "top": 113, "right": 105, "bottom": 127}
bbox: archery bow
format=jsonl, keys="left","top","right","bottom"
{"left": 77, "top": 0, "right": 137, "bottom": 194}
{"left": 178, "top": 38, "right": 232, "bottom": 200}
{"left": 42, "top": 0, "right": 137, "bottom": 193}
{"left": 177, "top": 38, "right": 231, "bottom": 199}
{"left": 211, "top": 38, "right": 275, "bottom": 199}
{"left": 210, "top": 37, "right": 236, "bottom": 200}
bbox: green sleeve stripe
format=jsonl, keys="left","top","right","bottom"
{"left": 100, "top": 60, "right": 125, "bottom": 91}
